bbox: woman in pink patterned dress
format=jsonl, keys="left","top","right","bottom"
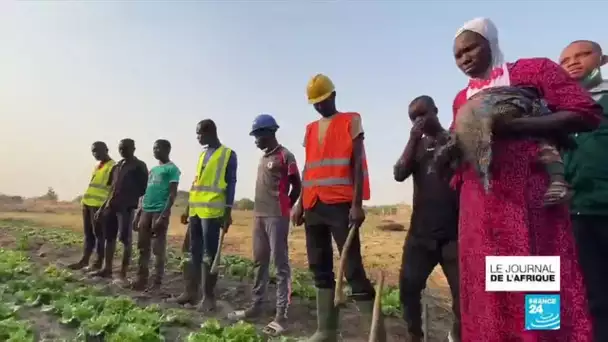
{"left": 451, "top": 18, "right": 602, "bottom": 341}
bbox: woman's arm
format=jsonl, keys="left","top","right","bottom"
{"left": 497, "top": 58, "right": 602, "bottom": 136}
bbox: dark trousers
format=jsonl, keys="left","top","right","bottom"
{"left": 572, "top": 214, "right": 608, "bottom": 342}
{"left": 136, "top": 211, "right": 169, "bottom": 284}
{"left": 304, "top": 201, "right": 375, "bottom": 301}
{"left": 82, "top": 205, "right": 103, "bottom": 262}
{"left": 189, "top": 216, "right": 221, "bottom": 268}
{"left": 399, "top": 234, "right": 460, "bottom": 339}
{"left": 105, "top": 208, "right": 134, "bottom": 244}
{"left": 104, "top": 208, "right": 134, "bottom": 271}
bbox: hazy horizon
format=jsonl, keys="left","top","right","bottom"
{"left": 2, "top": 1, "right": 606, "bottom": 205}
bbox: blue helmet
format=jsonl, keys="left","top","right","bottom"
{"left": 250, "top": 114, "right": 279, "bottom": 136}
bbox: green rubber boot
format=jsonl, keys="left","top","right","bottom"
{"left": 167, "top": 258, "right": 200, "bottom": 305}
{"left": 304, "top": 288, "right": 339, "bottom": 342}
{"left": 355, "top": 299, "right": 387, "bottom": 342}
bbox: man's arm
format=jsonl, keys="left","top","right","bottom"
{"left": 350, "top": 114, "right": 365, "bottom": 208}
{"left": 285, "top": 152, "right": 301, "bottom": 206}
{"left": 351, "top": 135, "right": 364, "bottom": 209}
{"left": 162, "top": 166, "right": 181, "bottom": 217}
{"left": 136, "top": 161, "right": 149, "bottom": 198}
{"left": 224, "top": 151, "right": 238, "bottom": 210}
{"left": 394, "top": 137, "right": 420, "bottom": 182}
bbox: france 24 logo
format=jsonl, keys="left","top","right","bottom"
{"left": 525, "top": 294, "right": 560, "bottom": 330}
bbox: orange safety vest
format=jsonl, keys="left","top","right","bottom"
{"left": 302, "top": 112, "right": 370, "bottom": 210}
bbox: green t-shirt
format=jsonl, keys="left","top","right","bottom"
{"left": 142, "top": 162, "right": 181, "bottom": 213}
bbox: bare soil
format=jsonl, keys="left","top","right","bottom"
{"left": 0, "top": 219, "right": 454, "bottom": 341}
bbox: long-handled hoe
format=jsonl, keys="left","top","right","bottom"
{"left": 422, "top": 287, "right": 429, "bottom": 342}
{"left": 368, "top": 271, "right": 385, "bottom": 342}
{"left": 334, "top": 223, "right": 357, "bottom": 307}
{"left": 210, "top": 229, "right": 226, "bottom": 274}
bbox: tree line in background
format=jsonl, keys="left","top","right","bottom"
{"left": 0, "top": 187, "right": 58, "bottom": 204}
{"left": 0, "top": 188, "right": 406, "bottom": 214}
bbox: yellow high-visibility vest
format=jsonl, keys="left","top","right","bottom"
{"left": 81, "top": 160, "right": 116, "bottom": 207}
{"left": 189, "top": 145, "right": 232, "bottom": 219}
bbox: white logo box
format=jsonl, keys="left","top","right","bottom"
{"left": 485, "top": 256, "right": 560, "bottom": 292}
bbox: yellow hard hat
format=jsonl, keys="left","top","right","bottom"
{"left": 306, "top": 74, "right": 335, "bottom": 104}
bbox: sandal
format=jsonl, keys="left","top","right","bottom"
{"left": 227, "top": 305, "right": 261, "bottom": 321}
{"left": 262, "top": 320, "right": 287, "bottom": 336}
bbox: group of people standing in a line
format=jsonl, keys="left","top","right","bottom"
{"left": 394, "top": 17, "right": 608, "bottom": 342}
{"left": 67, "top": 16, "right": 607, "bottom": 342}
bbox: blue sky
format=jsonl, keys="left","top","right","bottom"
{"left": 1, "top": 1, "right": 607, "bottom": 205}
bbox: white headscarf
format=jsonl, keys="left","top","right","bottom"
{"left": 455, "top": 17, "right": 511, "bottom": 99}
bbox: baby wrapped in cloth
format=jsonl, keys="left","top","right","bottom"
{"left": 435, "top": 86, "right": 571, "bottom": 206}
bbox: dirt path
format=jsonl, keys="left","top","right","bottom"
{"left": 0, "top": 218, "right": 454, "bottom": 341}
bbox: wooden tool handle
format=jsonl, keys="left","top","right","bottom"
{"left": 210, "top": 230, "right": 226, "bottom": 274}
{"left": 334, "top": 224, "right": 357, "bottom": 307}
{"left": 369, "top": 271, "right": 385, "bottom": 342}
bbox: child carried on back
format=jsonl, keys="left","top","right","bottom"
{"left": 434, "top": 86, "right": 572, "bottom": 206}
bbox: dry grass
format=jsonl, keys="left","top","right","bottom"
{"left": 0, "top": 200, "right": 450, "bottom": 291}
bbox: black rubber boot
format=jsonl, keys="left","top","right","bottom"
{"left": 83, "top": 256, "right": 103, "bottom": 272}
{"left": 167, "top": 259, "right": 200, "bottom": 305}
{"left": 67, "top": 249, "right": 91, "bottom": 270}
{"left": 196, "top": 263, "right": 218, "bottom": 313}
{"left": 90, "top": 240, "right": 115, "bottom": 278}
{"left": 304, "top": 288, "right": 339, "bottom": 342}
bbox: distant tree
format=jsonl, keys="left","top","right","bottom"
{"left": 234, "top": 198, "right": 254, "bottom": 211}
{"left": 10, "top": 196, "right": 24, "bottom": 203}
{"left": 72, "top": 195, "right": 83, "bottom": 203}
{"left": 40, "top": 187, "right": 58, "bottom": 202}
{"left": 0, "top": 194, "right": 23, "bottom": 204}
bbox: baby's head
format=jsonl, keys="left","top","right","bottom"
{"left": 559, "top": 40, "right": 607, "bottom": 81}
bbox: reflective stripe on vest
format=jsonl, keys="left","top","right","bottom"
{"left": 303, "top": 157, "right": 352, "bottom": 187}
{"left": 88, "top": 184, "right": 110, "bottom": 190}
{"left": 302, "top": 158, "right": 370, "bottom": 187}
{"left": 188, "top": 146, "right": 231, "bottom": 218}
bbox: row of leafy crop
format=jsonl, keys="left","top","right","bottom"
{"left": 0, "top": 247, "right": 283, "bottom": 341}
{"left": 0, "top": 218, "right": 403, "bottom": 317}
{"left": 0, "top": 303, "right": 34, "bottom": 342}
